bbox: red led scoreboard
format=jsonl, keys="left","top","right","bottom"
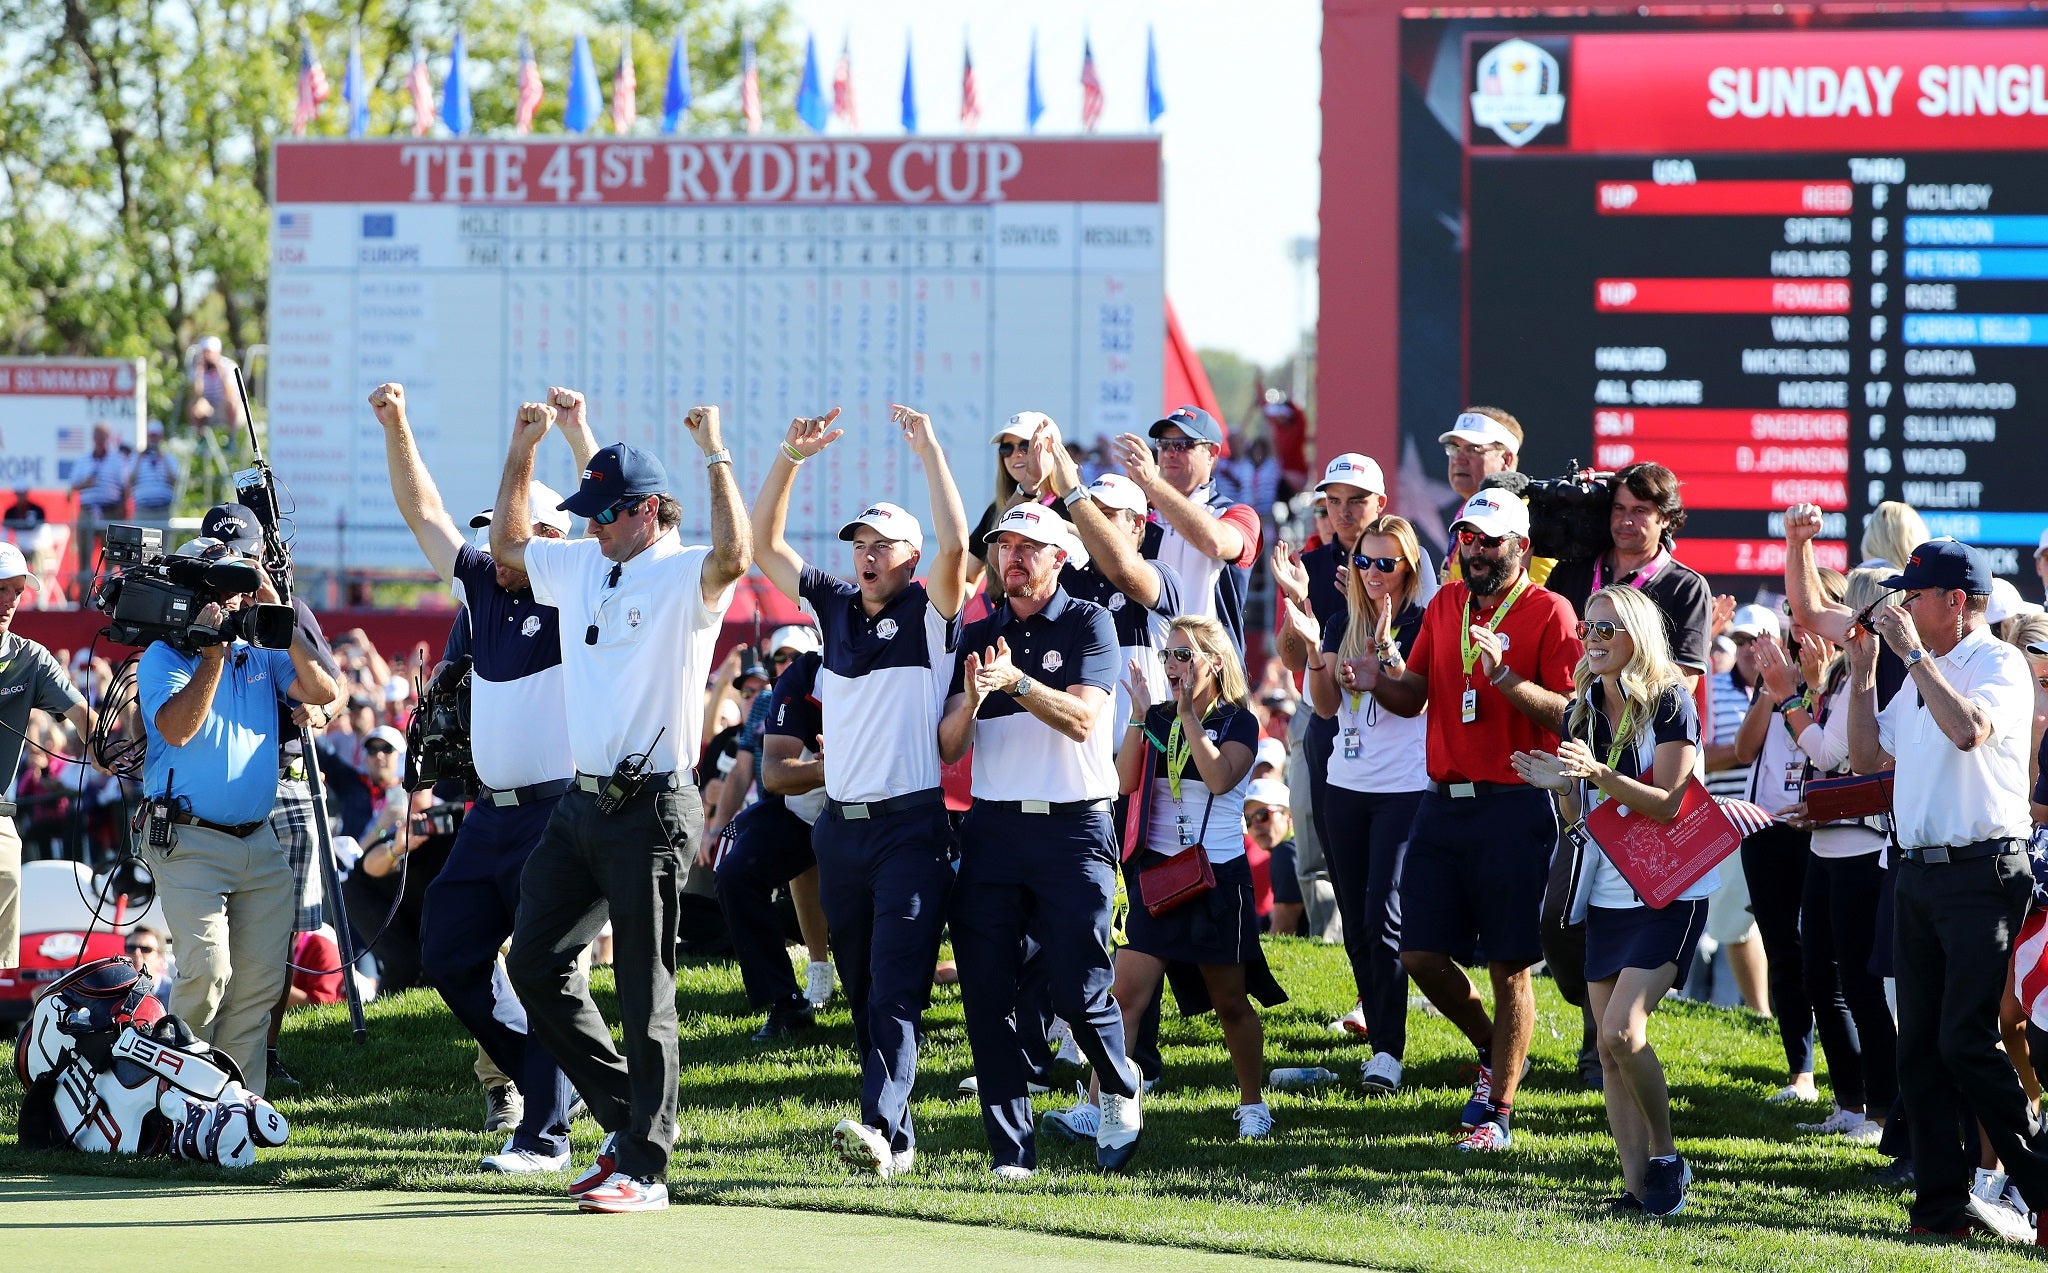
{"left": 1389, "top": 12, "right": 2048, "bottom": 581}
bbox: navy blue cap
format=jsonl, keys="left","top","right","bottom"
{"left": 1148, "top": 406, "right": 1222, "bottom": 446}
{"left": 1880, "top": 539, "right": 1994, "bottom": 595}
{"left": 559, "top": 443, "right": 669, "bottom": 517}
{"left": 201, "top": 503, "right": 264, "bottom": 554}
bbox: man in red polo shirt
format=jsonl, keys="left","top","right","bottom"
{"left": 1365, "top": 489, "right": 1580, "bottom": 1152}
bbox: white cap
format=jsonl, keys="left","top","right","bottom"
{"left": 2036, "top": 528, "right": 2048, "bottom": 557}
{"left": 1729, "top": 603, "right": 1783, "bottom": 638}
{"left": 1988, "top": 577, "right": 2042, "bottom": 626}
{"left": 1086, "top": 473, "right": 1149, "bottom": 515}
{"left": 1451, "top": 490, "right": 1530, "bottom": 540}
{"left": 0, "top": 540, "right": 39, "bottom": 588}
{"left": 1315, "top": 452, "right": 1386, "bottom": 495}
{"left": 983, "top": 503, "right": 1073, "bottom": 550}
{"left": 365, "top": 724, "right": 407, "bottom": 754}
{"left": 1255, "top": 737, "right": 1287, "bottom": 771}
{"left": 1439, "top": 411, "right": 1520, "bottom": 455}
{"left": 384, "top": 675, "right": 412, "bottom": 703}
{"left": 992, "top": 411, "right": 1057, "bottom": 443}
{"left": 1245, "top": 777, "right": 1290, "bottom": 808}
{"left": 469, "top": 481, "right": 572, "bottom": 536}
{"left": 838, "top": 501, "right": 924, "bottom": 551}
{"left": 767, "top": 625, "right": 822, "bottom": 656}
{"left": 199, "top": 335, "right": 223, "bottom": 354}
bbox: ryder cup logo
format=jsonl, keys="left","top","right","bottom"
{"left": 1470, "top": 39, "right": 1565, "bottom": 147}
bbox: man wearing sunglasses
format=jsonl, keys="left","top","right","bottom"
{"left": 1437, "top": 409, "right": 1555, "bottom": 588}
{"left": 1365, "top": 489, "right": 1582, "bottom": 1153}
{"left": 370, "top": 381, "right": 593, "bottom": 1176}
{"left": 491, "top": 400, "right": 749, "bottom": 1214}
{"left": 1111, "top": 406, "right": 1261, "bottom": 656}
{"left": 751, "top": 403, "right": 969, "bottom": 1182}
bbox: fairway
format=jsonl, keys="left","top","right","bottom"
{"left": 1, "top": 938, "right": 2039, "bottom": 1271}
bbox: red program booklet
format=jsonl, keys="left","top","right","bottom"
{"left": 1584, "top": 776, "right": 1745, "bottom": 909}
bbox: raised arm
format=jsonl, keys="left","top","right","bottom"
{"left": 1269, "top": 542, "right": 1316, "bottom": 675}
{"left": 549, "top": 387, "right": 601, "bottom": 472}
{"left": 1043, "top": 438, "right": 1160, "bottom": 608}
{"left": 490, "top": 403, "right": 556, "bottom": 575}
{"left": 1114, "top": 433, "right": 1246, "bottom": 564}
{"left": 1783, "top": 503, "right": 1852, "bottom": 643}
{"left": 370, "top": 382, "right": 465, "bottom": 580}
{"left": 895, "top": 404, "right": 970, "bottom": 620}
{"left": 750, "top": 410, "right": 845, "bottom": 601}
{"left": 938, "top": 649, "right": 987, "bottom": 765}
{"left": 1843, "top": 626, "right": 1895, "bottom": 774}
{"left": 685, "top": 405, "right": 752, "bottom": 604}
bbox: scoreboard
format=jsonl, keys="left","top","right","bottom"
{"left": 267, "top": 137, "right": 1162, "bottom": 572}
{"left": 1400, "top": 17, "right": 2048, "bottom": 581}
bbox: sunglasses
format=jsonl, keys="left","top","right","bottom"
{"left": 1157, "top": 648, "right": 1199, "bottom": 664}
{"left": 126, "top": 944, "right": 157, "bottom": 955}
{"left": 1575, "top": 620, "right": 1628, "bottom": 641}
{"left": 768, "top": 651, "right": 796, "bottom": 664}
{"left": 1154, "top": 438, "right": 1204, "bottom": 455}
{"left": 1456, "top": 529, "right": 1508, "bottom": 550}
{"left": 996, "top": 440, "right": 1032, "bottom": 458}
{"left": 1351, "top": 554, "right": 1401, "bottom": 573}
{"left": 365, "top": 742, "right": 396, "bottom": 757}
{"left": 591, "top": 495, "right": 647, "bottom": 527}
{"left": 1247, "top": 808, "right": 1278, "bottom": 826}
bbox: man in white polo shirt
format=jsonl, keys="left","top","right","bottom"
{"left": 751, "top": 403, "right": 969, "bottom": 1180}
{"left": 1845, "top": 539, "right": 2048, "bottom": 1241}
{"left": 1111, "top": 407, "right": 1261, "bottom": 655}
{"left": 491, "top": 401, "right": 749, "bottom": 1214}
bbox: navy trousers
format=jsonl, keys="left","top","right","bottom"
{"left": 812, "top": 798, "right": 954, "bottom": 1154}
{"left": 951, "top": 802, "right": 1137, "bottom": 1169}
{"left": 1321, "top": 785, "right": 1421, "bottom": 1062}
{"left": 714, "top": 799, "right": 816, "bottom": 1009}
{"left": 419, "top": 797, "right": 578, "bottom": 1157}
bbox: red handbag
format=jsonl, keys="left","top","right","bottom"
{"left": 1140, "top": 845, "right": 1216, "bottom": 917}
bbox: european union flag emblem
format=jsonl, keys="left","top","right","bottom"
{"left": 362, "top": 213, "right": 396, "bottom": 238}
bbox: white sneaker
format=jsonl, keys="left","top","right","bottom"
{"left": 805, "top": 960, "right": 836, "bottom": 1009}
{"left": 1795, "top": 1105, "right": 1866, "bottom": 1134}
{"left": 1038, "top": 1085, "right": 1101, "bottom": 1142}
{"left": 1766, "top": 1082, "right": 1818, "bottom": 1105}
{"left": 1975, "top": 1168, "right": 2011, "bottom": 1202}
{"left": 481, "top": 1138, "right": 571, "bottom": 1174}
{"left": 1096, "top": 1059, "right": 1144, "bottom": 1171}
{"left": 1968, "top": 1189, "right": 2035, "bottom": 1242}
{"left": 1841, "top": 1118, "right": 1884, "bottom": 1145}
{"left": 991, "top": 1164, "right": 1034, "bottom": 1182}
{"left": 891, "top": 1148, "right": 916, "bottom": 1176}
{"left": 1328, "top": 1002, "right": 1369, "bottom": 1037}
{"left": 1234, "top": 1101, "right": 1275, "bottom": 1139}
{"left": 1361, "top": 1052, "right": 1404, "bottom": 1094}
{"left": 958, "top": 1074, "right": 1050, "bottom": 1097}
{"left": 1050, "top": 1018, "right": 1083, "bottom": 1066}
{"left": 832, "top": 1118, "right": 894, "bottom": 1179}
{"left": 2003, "top": 1183, "right": 2037, "bottom": 1226}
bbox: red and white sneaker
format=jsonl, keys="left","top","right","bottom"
{"left": 1457, "top": 1064, "right": 1494, "bottom": 1131}
{"left": 568, "top": 1132, "right": 619, "bottom": 1196}
{"left": 576, "top": 1173, "right": 669, "bottom": 1213}
{"left": 1456, "top": 1121, "right": 1512, "bottom": 1153}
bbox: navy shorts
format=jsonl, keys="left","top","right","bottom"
{"left": 1585, "top": 898, "right": 1710, "bottom": 983}
{"left": 1397, "top": 787, "right": 1556, "bottom": 968}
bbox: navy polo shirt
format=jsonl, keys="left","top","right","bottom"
{"left": 450, "top": 544, "right": 572, "bottom": 789}
{"left": 799, "top": 563, "right": 959, "bottom": 803}
{"left": 951, "top": 587, "right": 1118, "bottom": 802}
{"left": 765, "top": 651, "right": 826, "bottom": 825}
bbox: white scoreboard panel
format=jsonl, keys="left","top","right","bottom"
{"left": 268, "top": 138, "right": 1163, "bottom": 571}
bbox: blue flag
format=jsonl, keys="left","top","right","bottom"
{"left": 662, "top": 32, "right": 692, "bottom": 132}
{"left": 1025, "top": 29, "right": 1045, "bottom": 132}
{"left": 796, "top": 34, "right": 827, "bottom": 133}
{"left": 443, "top": 30, "right": 473, "bottom": 136}
{"left": 343, "top": 29, "right": 368, "bottom": 137}
{"left": 1146, "top": 26, "right": 1165, "bottom": 127}
{"left": 565, "top": 33, "right": 600, "bottom": 133}
{"left": 900, "top": 33, "right": 917, "bottom": 134}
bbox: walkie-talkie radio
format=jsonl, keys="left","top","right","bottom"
{"left": 597, "top": 727, "right": 667, "bottom": 816}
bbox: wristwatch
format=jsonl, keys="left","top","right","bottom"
{"left": 1011, "top": 676, "right": 1036, "bottom": 698}
{"left": 1061, "top": 485, "right": 1090, "bottom": 507}
{"left": 1904, "top": 648, "right": 1927, "bottom": 670}
{"left": 704, "top": 448, "right": 732, "bottom": 467}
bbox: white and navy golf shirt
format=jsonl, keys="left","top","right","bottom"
{"left": 764, "top": 650, "right": 826, "bottom": 825}
{"left": 951, "top": 587, "right": 1119, "bottom": 803}
{"left": 799, "top": 564, "right": 960, "bottom": 804}
{"left": 1145, "top": 484, "right": 1260, "bottom": 655}
{"left": 1059, "top": 552, "right": 1182, "bottom": 728}
{"left": 449, "top": 544, "right": 572, "bottom": 791}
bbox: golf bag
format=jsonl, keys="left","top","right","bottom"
{"left": 15, "top": 957, "right": 289, "bottom": 1167}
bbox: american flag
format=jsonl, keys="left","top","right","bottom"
{"left": 740, "top": 37, "right": 761, "bottom": 134}
{"left": 832, "top": 36, "right": 858, "bottom": 128}
{"left": 1712, "top": 797, "right": 1777, "bottom": 839}
{"left": 611, "top": 32, "right": 636, "bottom": 133}
{"left": 514, "top": 34, "right": 543, "bottom": 134}
{"left": 1080, "top": 36, "right": 1104, "bottom": 133}
{"left": 276, "top": 211, "right": 312, "bottom": 239}
{"left": 293, "top": 36, "right": 329, "bottom": 136}
{"left": 408, "top": 44, "right": 435, "bottom": 136}
{"left": 959, "top": 44, "right": 980, "bottom": 132}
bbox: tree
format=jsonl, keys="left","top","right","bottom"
{"left": 0, "top": 0, "right": 799, "bottom": 426}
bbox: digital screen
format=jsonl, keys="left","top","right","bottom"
{"left": 1400, "top": 16, "right": 2048, "bottom": 584}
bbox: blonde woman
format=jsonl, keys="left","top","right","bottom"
{"left": 1291, "top": 514, "right": 1429, "bottom": 1094}
{"left": 1512, "top": 585, "right": 1708, "bottom": 1219}
{"left": 966, "top": 412, "right": 1073, "bottom": 587}
{"left": 1859, "top": 500, "right": 1929, "bottom": 572}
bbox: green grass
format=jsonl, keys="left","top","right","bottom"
{"left": 0, "top": 938, "right": 2037, "bottom": 1272}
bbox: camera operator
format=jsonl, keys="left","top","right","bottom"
{"left": 372, "top": 380, "right": 590, "bottom": 1174}
{"left": 494, "top": 402, "right": 748, "bottom": 1214}
{"left": 136, "top": 536, "right": 341, "bottom": 1096}
{"left": 0, "top": 541, "right": 102, "bottom": 970}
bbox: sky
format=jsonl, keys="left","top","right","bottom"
{"left": 785, "top": 0, "right": 1325, "bottom": 367}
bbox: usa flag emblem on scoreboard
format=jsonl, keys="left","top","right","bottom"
{"left": 276, "top": 211, "right": 312, "bottom": 239}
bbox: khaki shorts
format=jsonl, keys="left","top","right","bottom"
{"left": 0, "top": 815, "right": 19, "bottom": 968}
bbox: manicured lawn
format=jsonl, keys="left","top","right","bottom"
{"left": 1, "top": 938, "right": 2036, "bottom": 1271}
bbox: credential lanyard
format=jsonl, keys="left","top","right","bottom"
{"left": 1460, "top": 574, "right": 1531, "bottom": 679}
{"left": 1592, "top": 550, "right": 1667, "bottom": 594}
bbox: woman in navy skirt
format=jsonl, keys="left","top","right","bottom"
{"left": 1513, "top": 585, "right": 1712, "bottom": 1220}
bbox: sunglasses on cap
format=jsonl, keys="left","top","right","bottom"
{"left": 1157, "top": 647, "right": 1200, "bottom": 664}
{"left": 1575, "top": 619, "right": 1627, "bottom": 641}
{"left": 364, "top": 741, "right": 397, "bottom": 757}
{"left": 1456, "top": 529, "right": 1508, "bottom": 550}
{"left": 591, "top": 495, "right": 649, "bottom": 527}
{"left": 1350, "top": 553, "right": 1401, "bottom": 573}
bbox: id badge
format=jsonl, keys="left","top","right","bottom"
{"left": 1175, "top": 813, "right": 1197, "bottom": 847}
{"left": 1461, "top": 687, "right": 1478, "bottom": 725}
{"left": 1342, "top": 727, "right": 1362, "bottom": 760}
{"left": 1783, "top": 761, "right": 1803, "bottom": 793}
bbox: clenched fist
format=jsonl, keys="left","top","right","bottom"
{"left": 369, "top": 383, "right": 407, "bottom": 428}
{"left": 686, "top": 404, "right": 724, "bottom": 453}
{"left": 513, "top": 402, "right": 556, "bottom": 449}
{"left": 548, "top": 386, "right": 586, "bottom": 425}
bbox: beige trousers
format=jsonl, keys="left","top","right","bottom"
{"left": 0, "top": 814, "right": 19, "bottom": 969}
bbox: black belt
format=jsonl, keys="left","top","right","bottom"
{"left": 573, "top": 771, "right": 688, "bottom": 796}
{"left": 1428, "top": 780, "right": 1526, "bottom": 800}
{"left": 170, "top": 810, "right": 267, "bottom": 839}
{"left": 481, "top": 778, "right": 574, "bottom": 808}
{"left": 973, "top": 797, "right": 1112, "bottom": 817}
{"left": 1901, "top": 837, "right": 2018, "bottom": 865}
{"left": 826, "top": 788, "right": 945, "bottom": 821}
